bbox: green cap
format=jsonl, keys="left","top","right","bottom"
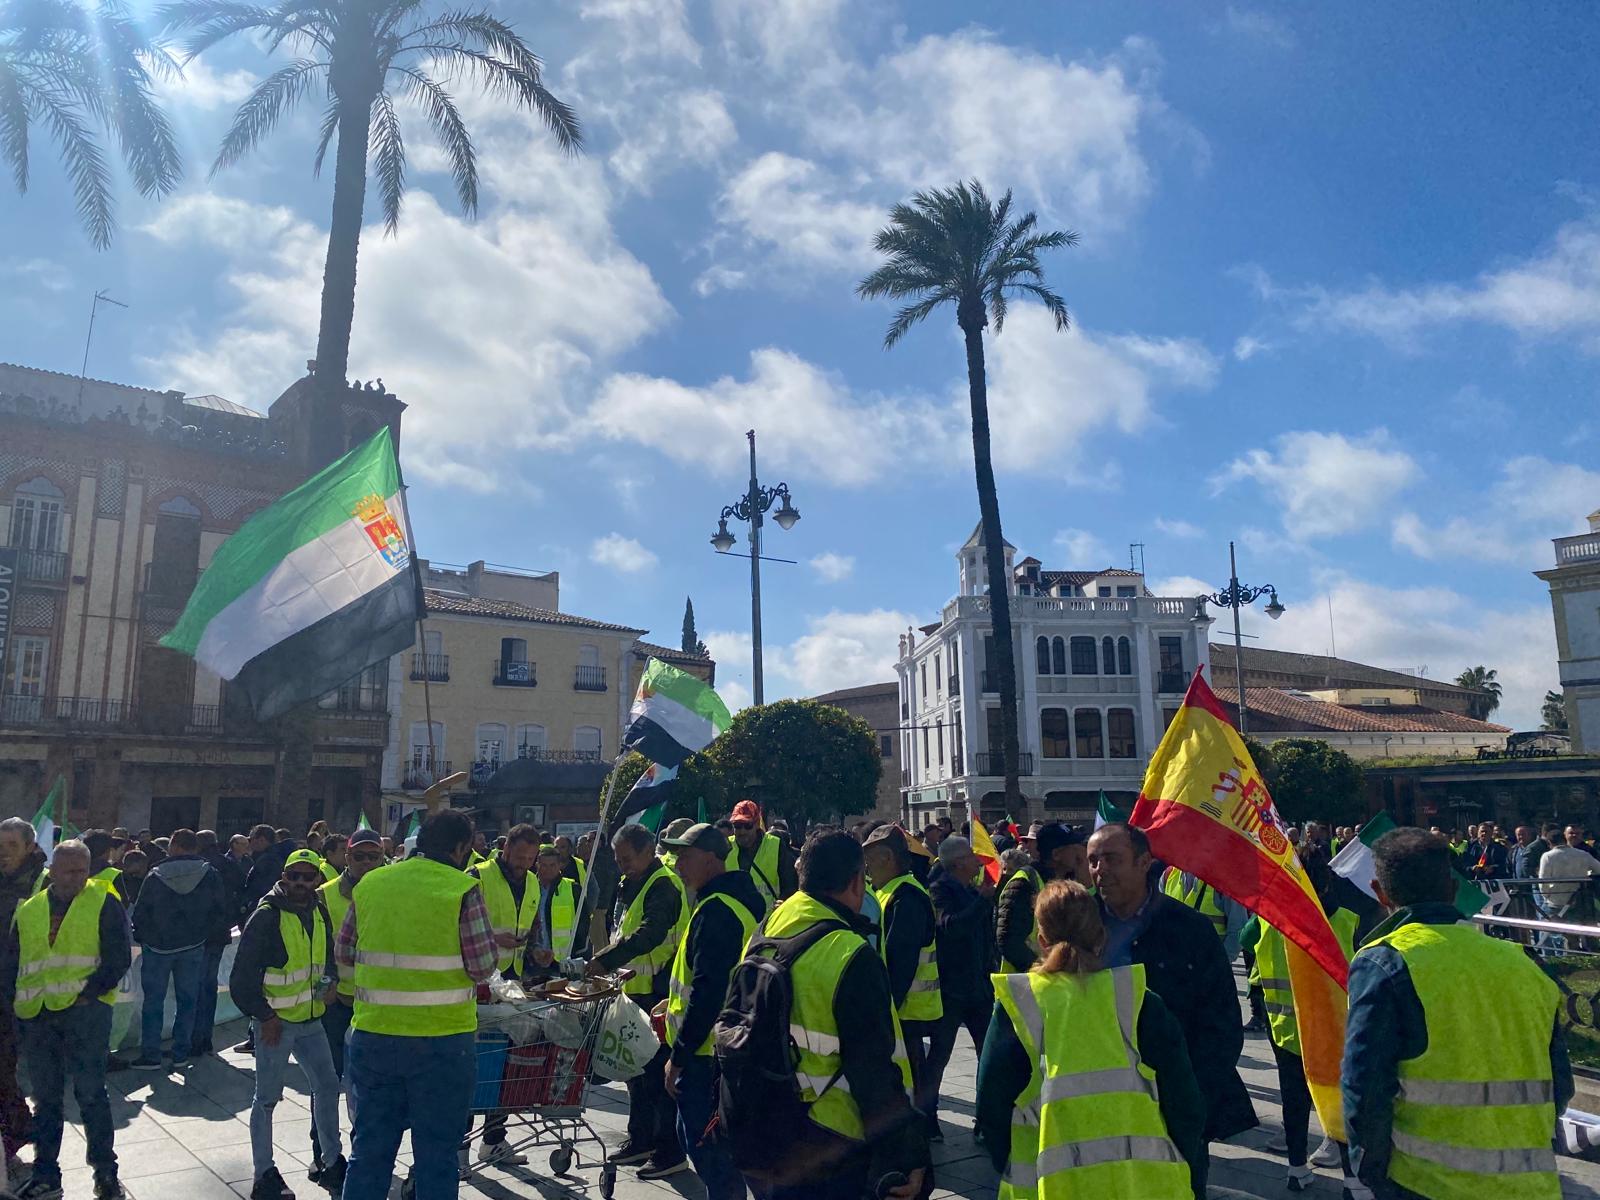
{"left": 285, "top": 849, "right": 323, "bottom": 870}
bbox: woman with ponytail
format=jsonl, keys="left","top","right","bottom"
{"left": 975, "top": 880, "right": 1207, "bottom": 1199}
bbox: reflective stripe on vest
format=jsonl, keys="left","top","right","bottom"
{"left": 14, "top": 882, "right": 115, "bottom": 1018}
{"left": 351, "top": 856, "right": 478, "bottom": 1037}
{"left": 1161, "top": 868, "right": 1225, "bottom": 937}
{"left": 545, "top": 878, "right": 578, "bottom": 962}
{"left": 725, "top": 833, "right": 783, "bottom": 908}
{"left": 877, "top": 874, "right": 943, "bottom": 1023}
{"left": 474, "top": 858, "right": 539, "bottom": 975}
{"left": 319, "top": 876, "right": 355, "bottom": 998}
{"left": 1255, "top": 908, "right": 1357, "bottom": 1056}
{"left": 619, "top": 863, "right": 686, "bottom": 996}
{"left": 992, "top": 965, "right": 1190, "bottom": 1200}
{"left": 764, "top": 893, "right": 912, "bottom": 1142}
{"left": 1359, "top": 921, "right": 1560, "bottom": 1200}
{"left": 263, "top": 904, "right": 329, "bottom": 1022}
{"left": 665, "top": 890, "right": 759, "bottom": 1055}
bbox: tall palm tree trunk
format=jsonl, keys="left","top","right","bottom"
{"left": 311, "top": 95, "right": 372, "bottom": 452}
{"left": 960, "top": 302, "right": 1025, "bottom": 825}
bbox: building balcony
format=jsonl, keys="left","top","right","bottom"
{"left": 7, "top": 547, "right": 67, "bottom": 586}
{"left": 574, "top": 665, "right": 607, "bottom": 692}
{"left": 0, "top": 694, "right": 276, "bottom": 739}
{"left": 975, "top": 751, "right": 1035, "bottom": 776}
{"left": 494, "top": 659, "right": 537, "bottom": 687}
{"left": 410, "top": 652, "right": 449, "bottom": 682}
{"left": 942, "top": 593, "right": 1199, "bottom": 625}
{"left": 515, "top": 746, "right": 603, "bottom": 764}
{"left": 1157, "top": 670, "right": 1188, "bottom": 694}
{"left": 1555, "top": 533, "right": 1600, "bottom": 566}
{"left": 1036, "top": 757, "right": 1145, "bottom": 779}
{"left": 1, "top": 694, "right": 131, "bottom": 729}
{"left": 403, "top": 758, "right": 452, "bottom": 790}
{"left": 313, "top": 709, "right": 389, "bottom": 745}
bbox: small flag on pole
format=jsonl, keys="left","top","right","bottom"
{"left": 357, "top": 812, "right": 372, "bottom": 831}
{"left": 1093, "top": 791, "right": 1126, "bottom": 829}
{"left": 31, "top": 776, "right": 66, "bottom": 864}
{"left": 1331, "top": 811, "right": 1485, "bottom": 920}
{"left": 614, "top": 762, "right": 678, "bottom": 829}
{"left": 623, "top": 659, "right": 732, "bottom": 769}
{"left": 970, "top": 817, "right": 1002, "bottom": 886}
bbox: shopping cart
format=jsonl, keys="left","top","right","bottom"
{"left": 445, "top": 970, "right": 631, "bottom": 1198}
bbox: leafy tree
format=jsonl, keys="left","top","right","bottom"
{"left": 1543, "top": 689, "right": 1569, "bottom": 734}
{"left": 1454, "top": 665, "right": 1502, "bottom": 719}
{"left": 857, "top": 180, "right": 1076, "bottom": 823}
{"left": 1242, "top": 735, "right": 1280, "bottom": 796}
{"left": 681, "top": 595, "right": 706, "bottom": 656}
{"left": 1, "top": 0, "right": 182, "bottom": 247}
{"left": 162, "top": 0, "right": 581, "bottom": 399}
{"left": 1266, "top": 738, "right": 1365, "bottom": 826}
{"left": 699, "top": 699, "right": 879, "bottom": 829}
{"left": 598, "top": 751, "right": 716, "bottom": 828}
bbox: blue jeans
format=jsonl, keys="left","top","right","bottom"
{"left": 675, "top": 1056, "right": 746, "bottom": 1200}
{"left": 252, "top": 1017, "right": 342, "bottom": 1181}
{"left": 139, "top": 945, "right": 205, "bottom": 1060}
{"left": 20, "top": 1001, "right": 116, "bottom": 1185}
{"left": 343, "top": 1030, "right": 474, "bottom": 1200}
{"left": 192, "top": 943, "right": 225, "bottom": 1052}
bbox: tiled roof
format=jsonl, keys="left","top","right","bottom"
{"left": 633, "top": 640, "right": 710, "bottom": 664}
{"left": 814, "top": 681, "right": 897, "bottom": 703}
{"left": 423, "top": 588, "right": 644, "bottom": 633}
{"left": 1209, "top": 644, "right": 1482, "bottom": 697}
{"left": 1210, "top": 685, "right": 1511, "bottom": 735}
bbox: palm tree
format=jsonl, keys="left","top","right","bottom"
{"left": 1, "top": 0, "right": 181, "bottom": 247}
{"left": 161, "top": 0, "right": 581, "bottom": 396}
{"left": 1454, "top": 665, "right": 1502, "bottom": 720}
{"left": 1542, "top": 689, "right": 1569, "bottom": 734}
{"left": 858, "top": 180, "right": 1077, "bottom": 822}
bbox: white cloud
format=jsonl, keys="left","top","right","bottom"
{"left": 1052, "top": 529, "right": 1109, "bottom": 565}
{"left": 1154, "top": 517, "right": 1204, "bottom": 539}
{"left": 1149, "top": 574, "right": 1213, "bottom": 600}
{"left": 1222, "top": 6, "right": 1296, "bottom": 48}
{"left": 1390, "top": 513, "right": 1535, "bottom": 566}
{"left": 809, "top": 552, "right": 856, "bottom": 583}
{"left": 1212, "top": 429, "right": 1420, "bottom": 538}
{"left": 606, "top": 89, "right": 736, "bottom": 193}
{"left": 706, "top": 608, "right": 916, "bottom": 706}
{"left": 590, "top": 532, "right": 659, "bottom": 573}
{"left": 1491, "top": 456, "right": 1600, "bottom": 527}
{"left": 0, "top": 258, "right": 71, "bottom": 292}
{"left": 162, "top": 58, "right": 256, "bottom": 110}
{"left": 711, "top": 0, "right": 851, "bottom": 74}
{"left": 1232, "top": 335, "right": 1270, "bottom": 361}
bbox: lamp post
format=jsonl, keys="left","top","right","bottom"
{"left": 1203, "top": 541, "right": 1284, "bottom": 736}
{"left": 709, "top": 430, "right": 800, "bottom": 705}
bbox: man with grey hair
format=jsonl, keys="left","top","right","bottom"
{"left": 586, "top": 823, "right": 688, "bottom": 1176}
{"left": 4, "top": 839, "right": 131, "bottom": 1199}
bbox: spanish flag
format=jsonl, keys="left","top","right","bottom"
{"left": 970, "top": 817, "right": 1003, "bottom": 886}
{"left": 1131, "top": 669, "right": 1350, "bottom": 1142}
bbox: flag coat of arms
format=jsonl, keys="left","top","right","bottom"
{"left": 160, "top": 427, "right": 419, "bottom": 720}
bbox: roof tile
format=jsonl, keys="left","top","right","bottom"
{"left": 423, "top": 588, "right": 644, "bottom": 634}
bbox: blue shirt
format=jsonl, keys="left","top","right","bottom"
{"left": 1099, "top": 884, "right": 1157, "bottom": 968}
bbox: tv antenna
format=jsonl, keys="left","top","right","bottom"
{"left": 1128, "top": 542, "right": 1146, "bottom": 573}
{"left": 77, "top": 289, "right": 128, "bottom": 407}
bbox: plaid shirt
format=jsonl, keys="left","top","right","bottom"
{"left": 335, "top": 881, "right": 498, "bottom": 985}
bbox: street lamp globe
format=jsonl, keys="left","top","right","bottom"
{"left": 1264, "top": 590, "right": 1286, "bottom": 621}
{"left": 773, "top": 495, "right": 801, "bottom": 531}
{"left": 710, "top": 519, "right": 737, "bottom": 554}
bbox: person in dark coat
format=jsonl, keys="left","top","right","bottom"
{"left": 1087, "top": 823, "right": 1256, "bottom": 1192}
{"left": 243, "top": 825, "right": 297, "bottom": 910}
{"left": 923, "top": 836, "right": 996, "bottom": 1134}
{"left": 193, "top": 829, "right": 246, "bottom": 1056}
{"left": 0, "top": 817, "right": 45, "bottom": 1164}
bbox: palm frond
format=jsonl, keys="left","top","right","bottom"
{"left": 396, "top": 66, "right": 475, "bottom": 213}
{"left": 212, "top": 57, "right": 321, "bottom": 173}
{"left": 309, "top": 98, "right": 336, "bottom": 175}
{"left": 997, "top": 281, "right": 1069, "bottom": 332}
{"left": 883, "top": 292, "right": 954, "bottom": 349}
{"left": 40, "top": 92, "right": 114, "bottom": 247}
{"left": 89, "top": 2, "right": 183, "bottom": 196}
{"left": 368, "top": 88, "right": 404, "bottom": 234}
{"left": 0, "top": 59, "right": 30, "bottom": 191}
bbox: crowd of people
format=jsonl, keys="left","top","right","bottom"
{"left": 0, "top": 802, "right": 1574, "bottom": 1200}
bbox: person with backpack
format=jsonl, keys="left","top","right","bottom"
{"left": 715, "top": 830, "right": 928, "bottom": 1200}
{"left": 660, "top": 823, "right": 765, "bottom": 1200}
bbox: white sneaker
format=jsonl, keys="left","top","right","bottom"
{"left": 1288, "top": 1164, "right": 1316, "bottom": 1192}
{"left": 1311, "top": 1137, "right": 1341, "bottom": 1168}
{"left": 477, "top": 1142, "right": 528, "bottom": 1167}
{"left": 1264, "top": 1133, "right": 1289, "bottom": 1154}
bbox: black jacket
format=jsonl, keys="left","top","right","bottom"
{"left": 591, "top": 859, "right": 685, "bottom": 1004}
{"left": 880, "top": 874, "right": 935, "bottom": 1019}
{"left": 229, "top": 882, "right": 336, "bottom": 1023}
{"left": 995, "top": 868, "right": 1039, "bottom": 973}
{"left": 927, "top": 862, "right": 996, "bottom": 1007}
{"left": 1, "top": 886, "right": 131, "bottom": 1006}
{"left": 1125, "top": 891, "right": 1257, "bottom": 1143}
{"left": 130, "top": 854, "right": 228, "bottom": 953}
{"left": 667, "top": 869, "right": 765, "bottom": 1069}
{"left": 201, "top": 847, "right": 247, "bottom": 939}
{"left": 244, "top": 838, "right": 297, "bottom": 909}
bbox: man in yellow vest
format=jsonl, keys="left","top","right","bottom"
{"left": 862, "top": 825, "right": 943, "bottom": 1131}
{"left": 3, "top": 839, "right": 130, "bottom": 1200}
{"left": 1344, "top": 827, "right": 1571, "bottom": 1200}
{"left": 587, "top": 823, "right": 688, "bottom": 1177}
{"left": 658, "top": 822, "right": 765, "bottom": 1196}
{"left": 747, "top": 831, "right": 927, "bottom": 1199}
{"left": 314, "top": 827, "right": 385, "bottom": 1178}
{"left": 229, "top": 849, "right": 343, "bottom": 1200}
{"left": 1160, "top": 864, "right": 1247, "bottom": 962}
{"left": 338, "top": 810, "right": 499, "bottom": 1200}
{"left": 725, "top": 800, "right": 797, "bottom": 911}
{"left": 529, "top": 844, "right": 583, "bottom": 971}
{"left": 553, "top": 834, "right": 588, "bottom": 891}
{"left": 996, "top": 823, "right": 1085, "bottom": 972}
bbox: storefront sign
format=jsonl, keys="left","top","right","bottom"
{"left": 0, "top": 547, "right": 14, "bottom": 685}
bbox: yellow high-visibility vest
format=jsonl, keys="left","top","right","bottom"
{"left": 351, "top": 857, "right": 477, "bottom": 1037}
{"left": 15, "top": 882, "right": 116, "bottom": 1018}
{"left": 877, "top": 873, "right": 943, "bottom": 1023}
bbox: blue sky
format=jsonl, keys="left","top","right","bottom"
{"left": 6, "top": 1, "right": 1600, "bottom": 727}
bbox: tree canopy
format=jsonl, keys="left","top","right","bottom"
{"left": 1454, "top": 665, "right": 1502, "bottom": 719}
{"left": 1261, "top": 737, "right": 1365, "bottom": 826}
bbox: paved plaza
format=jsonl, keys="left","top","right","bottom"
{"left": 22, "top": 982, "right": 1600, "bottom": 1200}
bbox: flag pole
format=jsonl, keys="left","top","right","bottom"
{"left": 394, "top": 464, "right": 439, "bottom": 791}
{"left": 576, "top": 751, "right": 628, "bottom": 960}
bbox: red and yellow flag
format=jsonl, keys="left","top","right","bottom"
{"left": 970, "top": 817, "right": 1003, "bottom": 886}
{"left": 1130, "top": 669, "right": 1349, "bottom": 1141}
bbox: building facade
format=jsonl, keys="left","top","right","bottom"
{"left": 811, "top": 682, "right": 902, "bottom": 826}
{"left": 1536, "top": 510, "right": 1600, "bottom": 753}
{"left": 0, "top": 362, "right": 404, "bottom": 836}
{"left": 895, "top": 526, "right": 1212, "bottom": 828}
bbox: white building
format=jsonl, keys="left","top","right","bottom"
{"left": 895, "top": 526, "right": 1212, "bottom": 828}
{"left": 1536, "top": 509, "right": 1600, "bottom": 752}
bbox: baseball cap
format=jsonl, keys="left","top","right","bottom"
{"left": 862, "top": 824, "right": 908, "bottom": 852}
{"left": 730, "top": 799, "right": 763, "bottom": 827}
{"left": 284, "top": 849, "right": 323, "bottom": 871}
{"left": 349, "top": 828, "right": 382, "bottom": 847}
{"left": 936, "top": 835, "right": 973, "bottom": 866}
{"left": 660, "top": 822, "right": 730, "bottom": 859}
{"left": 1035, "top": 824, "right": 1087, "bottom": 859}
{"left": 662, "top": 817, "right": 695, "bottom": 840}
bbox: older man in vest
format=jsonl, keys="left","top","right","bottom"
{"left": 724, "top": 800, "right": 797, "bottom": 912}
{"left": 1344, "top": 827, "right": 1571, "bottom": 1200}
{"left": 587, "top": 823, "right": 688, "bottom": 1178}
{"left": 530, "top": 844, "right": 582, "bottom": 971}
{"left": 338, "top": 811, "right": 498, "bottom": 1200}
{"left": 3, "top": 839, "right": 131, "bottom": 1200}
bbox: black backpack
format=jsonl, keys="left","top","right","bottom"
{"left": 712, "top": 918, "right": 849, "bottom": 1177}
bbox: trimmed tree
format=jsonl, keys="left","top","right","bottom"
{"left": 699, "top": 699, "right": 879, "bottom": 830}
{"left": 1266, "top": 738, "right": 1365, "bottom": 826}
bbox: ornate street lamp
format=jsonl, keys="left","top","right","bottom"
{"left": 708, "top": 430, "right": 800, "bottom": 704}
{"left": 1202, "top": 541, "right": 1284, "bottom": 736}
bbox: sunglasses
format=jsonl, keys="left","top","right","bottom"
{"left": 730, "top": 822, "right": 754, "bottom": 831}
{"left": 285, "top": 870, "right": 322, "bottom": 884}
{"left": 349, "top": 850, "right": 384, "bottom": 863}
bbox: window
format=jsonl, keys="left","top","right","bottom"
{"left": 1162, "top": 707, "right": 1181, "bottom": 732}
{"left": 1052, "top": 636, "right": 1066, "bottom": 675}
{"left": 922, "top": 726, "right": 930, "bottom": 768}
{"left": 934, "top": 653, "right": 942, "bottom": 697}
{"left": 880, "top": 734, "right": 893, "bottom": 759}
{"left": 1116, "top": 586, "right": 1137, "bottom": 598}
{"left": 1097, "top": 586, "right": 1111, "bottom": 597}
{"left": 501, "top": 637, "right": 527, "bottom": 664}
{"left": 408, "top": 721, "right": 445, "bottom": 768}
{"left": 1070, "top": 636, "right": 1098, "bottom": 674}
{"left": 1074, "top": 709, "right": 1104, "bottom": 758}
{"left": 10, "top": 636, "right": 48, "bottom": 696}
{"left": 1108, "top": 709, "right": 1137, "bottom": 758}
{"left": 936, "top": 725, "right": 944, "bottom": 766}
{"left": 516, "top": 724, "right": 547, "bottom": 756}
{"left": 1360, "top": 697, "right": 1392, "bottom": 707}
{"left": 1158, "top": 636, "right": 1185, "bottom": 674}
{"left": 148, "top": 495, "right": 202, "bottom": 596}
{"left": 1102, "top": 637, "right": 1116, "bottom": 675}
{"left": 1117, "top": 637, "right": 1133, "bottom": 676}
{"left": 574, "top": 726, "right": 602, "bottom": 758}
{"left": 986, "top": 707, "right": 1004, "bottom": 753}
{"left": 1041, "top": 708, "right": 1071, "bottom": 758}
{"left": 499, "top": 636, "right": 533, "bottom": 683}
{"left": 324, "top": 660, "right": 386, "bottom": 711}
{"left": 475, "top": 722, "right": 508, "bottom": 766}
{"left": 920, "top": 661, "right": 928, "bottom": 701}
{"left": 423, "top": 629, "right": 442, "bottom": 656}
{"left": 8, "top": 478, "right": 64, "bottom": 551}
{"left": 578, "top": 644, "right": 600, "bottom": 669}
{"left": 953, "top": 721, "right": 964, "bottom": 773}
{"left": 1036, "top": 636, "right": 1051, "bottom": 674}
